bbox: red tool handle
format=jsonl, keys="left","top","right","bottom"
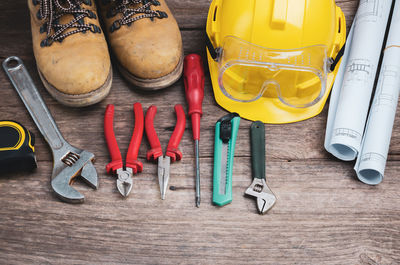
{"left": 166, "top": 104, "right": 186, "bottom": 162}
{"left": 145, "top": 105, "right": 163, "bottom": 161}
{"left": 104, "top": 104, "right": 123, "bottom": 174}
{"left": 126, "top": 103, "right": 144, "bottom": 174}
{"left": 184, "top": 54, "right": 204, "bottom": 141}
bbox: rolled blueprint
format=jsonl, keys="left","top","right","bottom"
{"left": 355, "top": 1, "right": 400, "bottom": 185}
{"left": 325, "top": 0, "right": 393, "bottom": 161}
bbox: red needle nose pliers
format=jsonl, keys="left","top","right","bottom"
{"left": 104, "top": 103, "right": 144, "bottom": 197}
{"left": 145, "top": 105, "right": 186, "bottom": 200}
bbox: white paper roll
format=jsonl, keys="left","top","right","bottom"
{"left": 355, "top": 0, "right": 400, "bottom": 185}
{"left": 325, "top": 0, "right": 393, "bottom": 161}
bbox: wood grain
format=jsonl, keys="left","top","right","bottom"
{"left": 0, "top": 0, "right": 399, "bottom": 264}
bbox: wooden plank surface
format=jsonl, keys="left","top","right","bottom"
{"left": 0, "top": 0, "right": 399, "bottom": 264}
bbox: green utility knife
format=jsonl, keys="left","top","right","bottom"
{"left": 213, "top": 113, "right": 240, "bottom": 206}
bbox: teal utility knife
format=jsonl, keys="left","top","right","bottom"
{"left": 213, "top": 113, "right": 240, "bottom": 206}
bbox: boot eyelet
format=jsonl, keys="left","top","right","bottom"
{"left": 74, "top": 14, "right": 84, "bottom": 25}
{"left": 40, "top": 38, "right": 53, "bottom": 47}
{"left": 156, "top": 11, "right": 168, "bottom": 19}
{"left": 88, "top": 10, "right": 97, "bottom": 19}
{"left": 110, "top": 21, "right": 121, "bottom": 32}
{"left": 89, "top": 24, "right": 101, "bottom": 33}
{"left": 39, "top": 23, "right": 47, "bottom": 34}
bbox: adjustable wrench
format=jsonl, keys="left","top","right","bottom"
{"left": 245, "top": 121, "right": 276, "bottom": 214}
{"left": 3, "top": 56, "right": 98, "bottom": 203}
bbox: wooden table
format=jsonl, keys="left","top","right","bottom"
{"left": 0, "top": 1, "right": 399, "bottom": 264}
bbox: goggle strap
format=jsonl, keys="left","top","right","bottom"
{"left": 206, "top": 33, "right": 219, "bottom": 61}
{"left": 330, "top": 42, "right": 346, "bottom": 72}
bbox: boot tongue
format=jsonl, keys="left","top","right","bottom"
{"left": 55, "top": 0, "right": 82, "bottom": 8}
{"left": 120, "top": 0, "right": 146, "bottom": 10}
{"left": 55, "top": 1, "right": 86, "bottom": 32}
{"left": 115, "top": 0, "right": 162, "bottom": 22}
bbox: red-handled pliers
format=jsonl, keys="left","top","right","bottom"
{"left": 145, "top": 104, "right": 186, "bottom": 200}
{"left": 104, "top": 103, "right": 144, "bottom": 197}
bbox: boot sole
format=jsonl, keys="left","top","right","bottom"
{"left": 117, "top": 53, "right": 183, "bottom": 90}
{"left": 37, "top": 67, "right": 113, "bottom": 107}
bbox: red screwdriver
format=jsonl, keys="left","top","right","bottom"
{"left": 184, "top": 54, "right": 205, "bottom": 207}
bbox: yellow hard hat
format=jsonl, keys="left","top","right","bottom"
{"left": 206, "top": 0, "right": 346, "bottom": 124}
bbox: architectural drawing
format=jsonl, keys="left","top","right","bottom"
{"left": 324, "top": 0, "right": 395, "bottom": 183}
{"left": 355, "top": 1, "right": 400, "bottom": 184}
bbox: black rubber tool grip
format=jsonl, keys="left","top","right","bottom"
{"left": 0, "top": 120, "right": 37, "bottom": 173}
{"left": 250, "top": 121, "right": 265, "bottom": 180}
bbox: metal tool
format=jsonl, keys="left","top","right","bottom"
{"left": 213, "top": 113, "right": 240, "bottom": 206}
{"left": 2, "top": 56, "right": 98, "bottom": 203}
{"left": 245, "top": 121, "right": 276, "bottom": 214}
{"left": 104, "top": 103, "right": 144, "bottom": 197}
{"left": 183, "top": 54, "right": 204, "bottom": 207}
{"left": 145, "top": 105, "right": 186, "bottom": 200}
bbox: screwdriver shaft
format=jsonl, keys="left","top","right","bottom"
{"left": 183, "top": 53, "right": 204, "bottom": 208}
{"left": 195, "top": 139, "right": 200, "bottom": 207}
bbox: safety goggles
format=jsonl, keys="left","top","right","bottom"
{"left": 214, "top": 36, "right": 331, "bottom": 108}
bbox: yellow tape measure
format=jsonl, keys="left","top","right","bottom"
{"left": 0, "top": 120, "right": 36, "bottom": 173}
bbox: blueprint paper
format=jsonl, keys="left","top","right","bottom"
{"left": 324, "top": 24, "right": 354, "bottom": 153}
{"left": 355, "top": 0, "right": 400, "bottom": 185}
{"left": 325, "top": 0, "right": 393, "bottom": 161}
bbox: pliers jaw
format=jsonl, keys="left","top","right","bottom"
{"left": 116, "top": 168, "right": 133, "bottom": 197}
{"left": 245, "top": 178, "right": 276, "bottom": 214}
{"left": 157, "top": 156, "right": 170, "bottom": 200}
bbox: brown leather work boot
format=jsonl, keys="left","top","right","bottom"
{"left": 98, "top": 0, "right": 183, "bottom": 90}
{"left": 28, "top": 0, "right": 112, "bottom": 107}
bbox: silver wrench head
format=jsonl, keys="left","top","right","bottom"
{"left": 245, "top": 178, "right": 276, "bottom": 214}
{"left": 51, "top": 150, "right": 97, "bottom": 203}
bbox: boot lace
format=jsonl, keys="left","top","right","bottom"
{"left": 33, "top": 0, "right": 101, "bottom": 47}
{"left": 103, "top": 0, "right": 168, "bottom": 32}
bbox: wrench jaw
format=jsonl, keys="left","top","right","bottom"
{"left": 51, "top": 150, "right": 98, "bottom": 203}
{"left": 80, "top": 162, "right": 99, "bottom": 189}
{"left": 51, "top": 173, "right": 85, "bottom": 204}
{"left": 245, "top": 178, "right": 276, "bottom": 215}
{"left": 256, "top": 193, "right": 276, "bottom": 215}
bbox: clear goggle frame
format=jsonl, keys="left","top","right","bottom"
{"left": 217, "top": 36, "right": 331, "bottom": 108}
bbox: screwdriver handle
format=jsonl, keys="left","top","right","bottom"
{"left": 184, "top": 54, "right": 204, "bottom": 141}
{"left": 250, "top": 121, "right": 266, "bottom": 180}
